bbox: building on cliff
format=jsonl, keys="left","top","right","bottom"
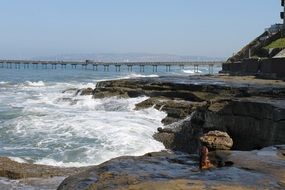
{"left": 265, "top": 24, "right": 283, "bottom": 35}
{"left": 221, "top": 1, "right": 285, "bottom": 79}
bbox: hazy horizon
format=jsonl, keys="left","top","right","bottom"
{"left": 0, "top": 0, "right": 281, "bottom": 59}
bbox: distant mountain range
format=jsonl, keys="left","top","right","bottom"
{"left": 34, "top": 53, "right": 225, "bottom": 62}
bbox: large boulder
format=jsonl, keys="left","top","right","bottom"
{"left": 200, "top": 131, "right": 233, "bottom": 150}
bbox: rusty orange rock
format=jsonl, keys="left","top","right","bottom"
{"left": 199, "top": 146, "right": 213, "bottom": 170}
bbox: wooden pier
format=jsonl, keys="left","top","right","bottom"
{"left": 0, "top": 60, "right": 224, "bottom": 74}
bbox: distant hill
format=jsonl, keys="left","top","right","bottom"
{"left": 34, "top": 53, "right": 225, "bottom": 62}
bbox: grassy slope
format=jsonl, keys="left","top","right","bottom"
{"left": 265, "top": 37, "right": 285, "bottom": 49}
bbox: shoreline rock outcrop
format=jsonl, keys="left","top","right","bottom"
{"left": 2, "top": 75, "right": 285, "bottom": 189}
{"left": 54, "top": 75, "right": 285, "bottom": 189}
{"left": 93, "top": 75, "right": 285, "bottom": 152}
{"left": 58, "top": 146, "right": 285, "bottom": 190}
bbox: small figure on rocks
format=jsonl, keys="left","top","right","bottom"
{"left": 199, "top": 146, "right": 213, "bottom": 170}
{"left": 199, "top": 131, "right": 233, "bottom": 170}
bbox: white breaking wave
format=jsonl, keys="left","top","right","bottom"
{"left": 123, "top": 73, "right": 159, "bottom": 79}
{"left": 95, "top": 73, "right": 159, "bottom": 82}
{"left": 183, "top": 69, "right": 202, "bottom": 74}
{"left": 23, "top": 81, "right": 45, "bottom": 87}
{"left": 8, "top": 157, "right": 28, "bottom": 164}
{"left": 0, "top": 81, "right": 166, "bottom": 167}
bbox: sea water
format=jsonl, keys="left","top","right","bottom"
{"left": 0, "top": 64, "right": 221, "bottom": 167}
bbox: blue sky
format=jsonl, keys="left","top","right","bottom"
{"left": 0, "top": 0, "right": 281, "bottom": 59}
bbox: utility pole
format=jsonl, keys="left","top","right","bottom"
{"left": 281, "top": 0, "right": 285, "bottom": 32}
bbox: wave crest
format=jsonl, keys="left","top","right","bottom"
{"left": 24, "top": 81, "right": 45, "bottom": 87}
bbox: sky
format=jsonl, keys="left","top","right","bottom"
{"left": 0, "top": 0, "right": 281, "bottom": 59}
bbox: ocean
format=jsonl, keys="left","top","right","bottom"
{"left": 0, "top": 64, "right": 221, "bottom": 167}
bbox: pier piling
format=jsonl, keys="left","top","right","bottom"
{"left": 104, "top": 65, "right": 109, "bottom": 72}
{"left": 93, "top": 64, "right": 98, "bottom": 71}
{"left": 82, "top": 64, "right": 87, "bottom": 70}
{"left": 208, "top": 64, "right": 214, "bottom": 74}
{"left": 152, "top": 65, "right": 158, "bottom": 72}
{"left": 127, "top": 65, "right": 133, "bottom": 72}
{"left": 115, "top": 65, "right": 121, "bottom": 72}
{"left": 61, "top": 64, "right": 67, "bottom": 69}
{"left": 52, "top": 64, "right": 57, "bottom": 69}
{"left": 194, "top": 65, "right": 199, "bottom": 73}
{"left": 140, "top": 65, "right": 145, "bottom": 72}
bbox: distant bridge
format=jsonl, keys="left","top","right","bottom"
{"left": 0, "top": 60, "right": 224, "bottom": 74}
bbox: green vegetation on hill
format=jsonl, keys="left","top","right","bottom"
{"left": 265, "top": 37, "right": 285, "bottom": 49}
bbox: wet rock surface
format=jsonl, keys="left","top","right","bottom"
{"left": 58, "top": 146, "right": 285, "bottom": 190}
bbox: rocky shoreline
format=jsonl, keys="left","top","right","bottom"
{"left": 93, "top": 75, "right": 285, "bottom": 152}
{"left": 1, "top": 75, "right": 285, "bottom": 189}
{"left": 58, "top": 146, "right": 285, "bottom": 190}
{"left": 58, "top": 75, "right": 285, "bottom": 189}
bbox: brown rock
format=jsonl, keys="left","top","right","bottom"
{"left": 200, "top": 131, "right": 233, "bottom": 150}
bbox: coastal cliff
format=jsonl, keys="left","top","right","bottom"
{"left": 58, "top": 75, "right": 285, "bottom": 189}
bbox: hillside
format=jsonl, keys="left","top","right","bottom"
{"left": 227, "top": 31, "right": 283, "bottom": 62}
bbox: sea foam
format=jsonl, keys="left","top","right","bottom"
{"left": 0, "top": 81, "right": 166, "bottom": 167}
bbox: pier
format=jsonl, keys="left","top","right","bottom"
{"left": 0, "top": 60, "right": 224, "bottom": 74}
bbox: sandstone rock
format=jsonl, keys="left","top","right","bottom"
{"left": 200, "top": 131, "right": 233, "bottom": 150}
